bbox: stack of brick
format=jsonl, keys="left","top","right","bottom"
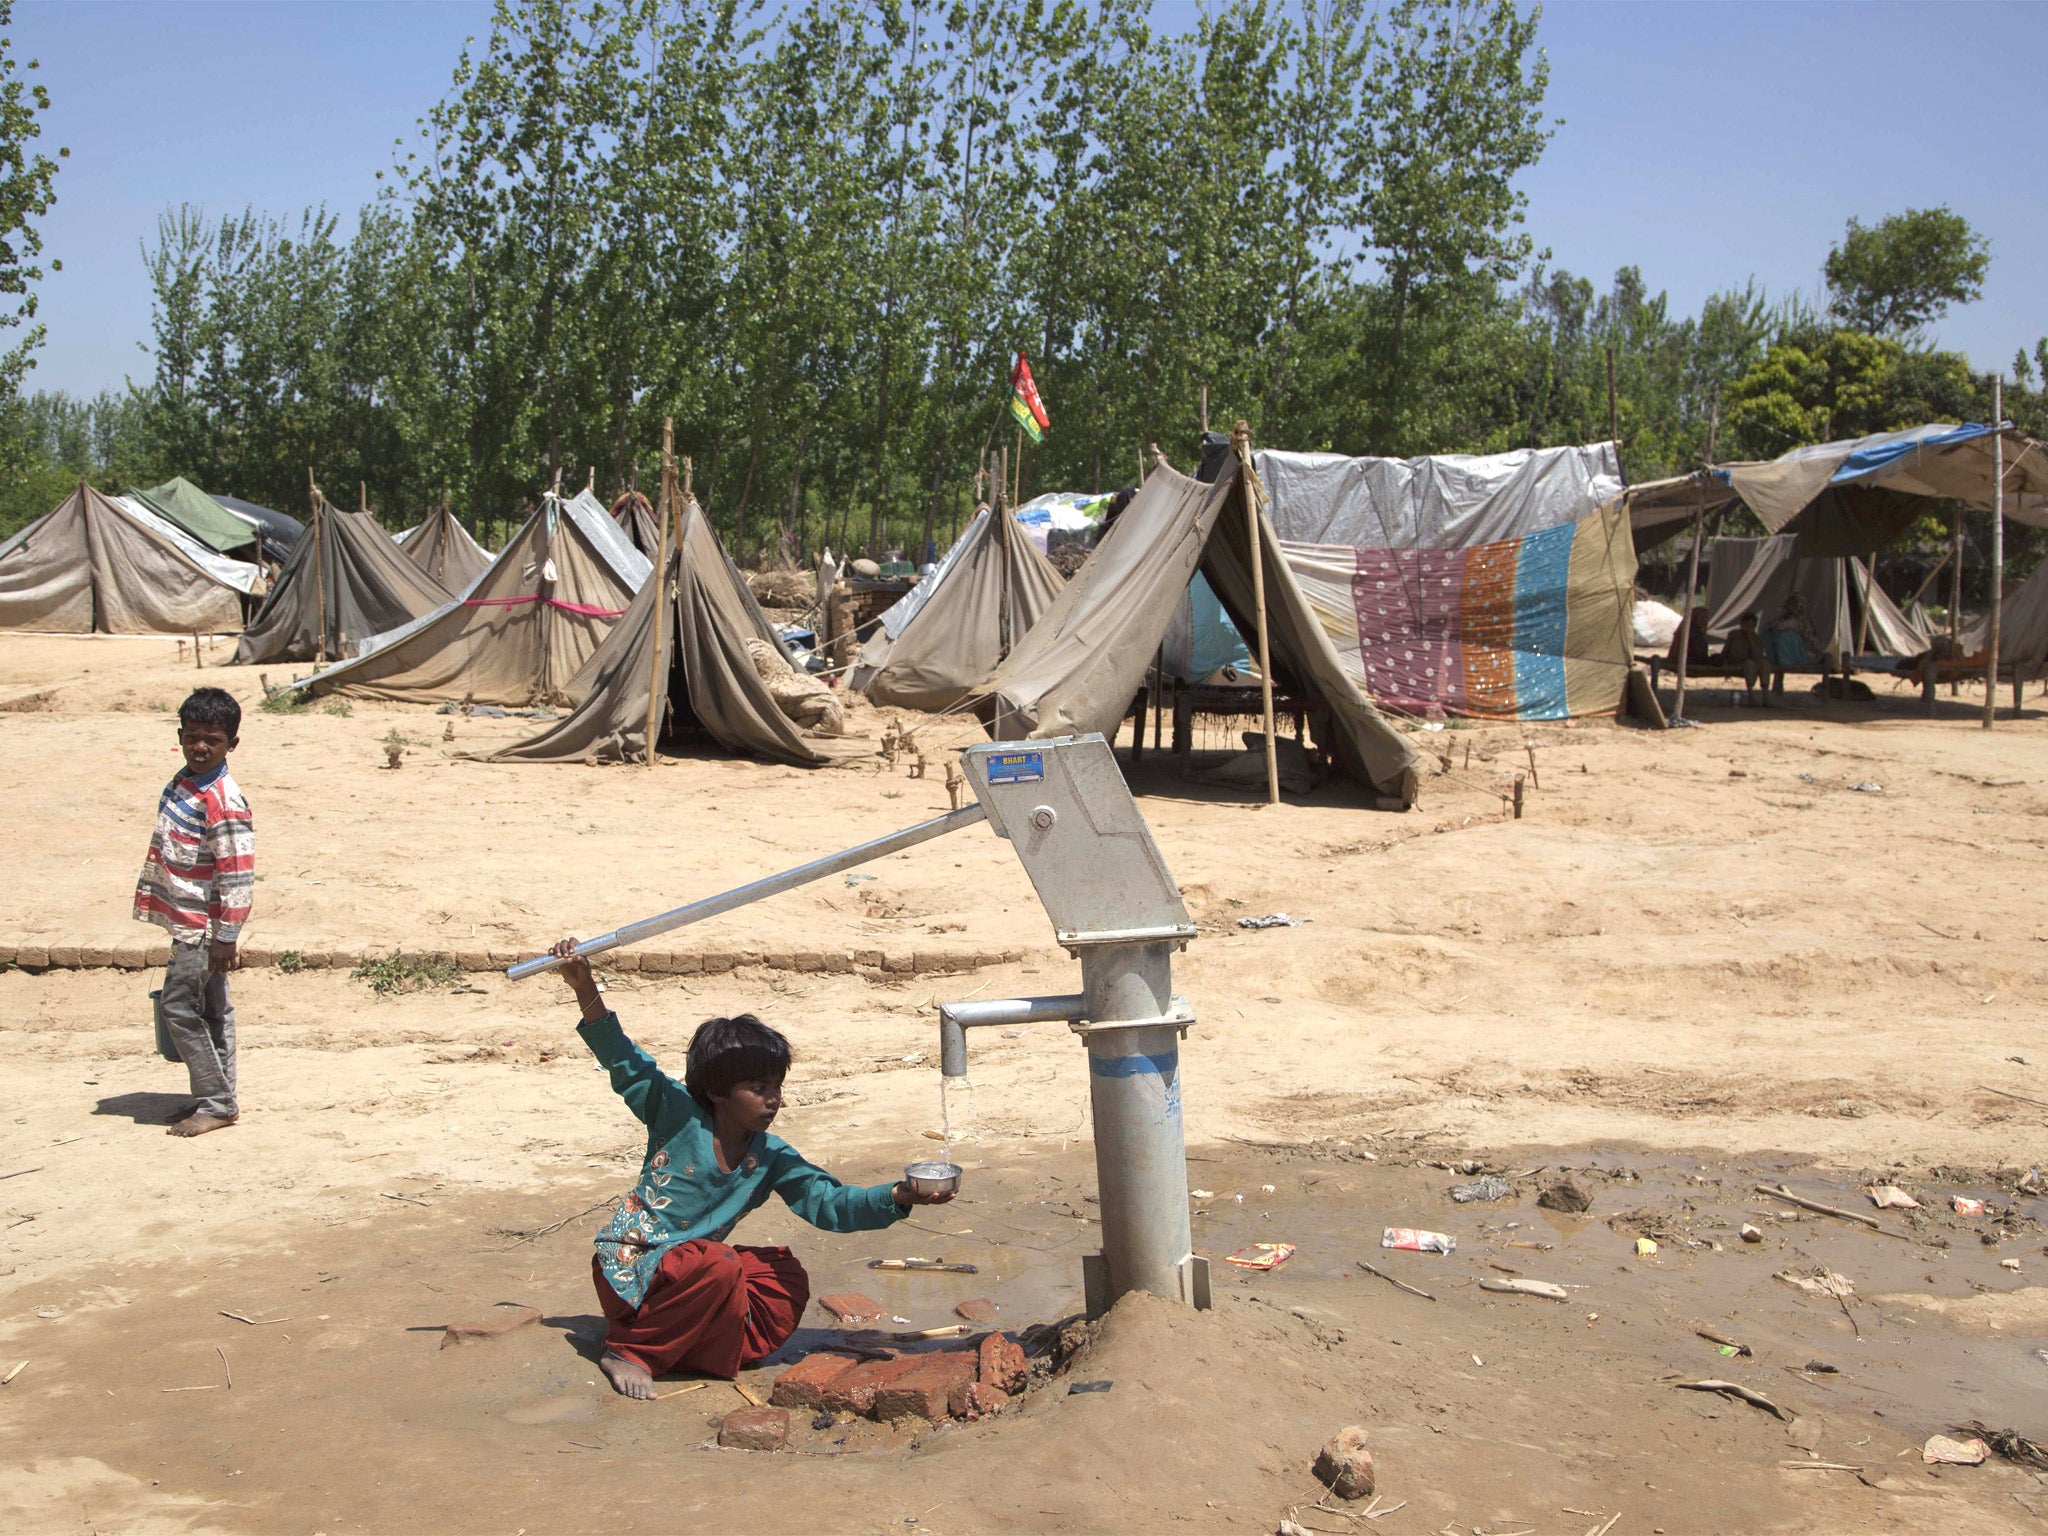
{"left": 770, "top": 1331, "right": 1032, "bottom": 1424}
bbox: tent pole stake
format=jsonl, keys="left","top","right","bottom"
{"left": 1234, "top": 422, "right": 1280, "bottom": 807}
{"left": 308, "top": 468, "right": 327, "bottom": 665}
{"left": 1985, "top": 379, "right": 2004, "bottom": 729}
{"left": 645, "top": 420, "right": 677, "bottom": 767}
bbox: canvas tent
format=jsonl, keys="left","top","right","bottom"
{"left": 851, "top": 496, "right": 1063, "bottom": 711}
{"left": 397, "top": 505, "right": 492, "bottom": 593}
{"left": 211, "top": 494, "right": 303, "bottom": 562}
{"left": 0, "top": 483, "right": 251, "bottom": 634}
{"left": 492, "top": 495, "right": 829, "bottom": 767}
{"left": 234, "top": 496, "right": 452, "bottom": 664}
{"left": 1702, "top": 534, "right": 1927, "bottom": 659}
{"left": 610, "top": 492, "right": 662, "bottom": 559}
{"left": 1240, "top": 441, "right": 1635, "bottom": 720}
{"left": 128, "top": 478, "right": 263, "bottom": 561}
{"left": 977, "top": 458, "right": 1424, "bottom": 804}
{"left": 297, "top": 489, "right": 650, "bottom": 706}
{"left": 1966, "top": 561, "right": 2048, "bottom": 671}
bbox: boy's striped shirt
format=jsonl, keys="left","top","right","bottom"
{"left": 134, "top": 764, "right": 254, "bottom": 944}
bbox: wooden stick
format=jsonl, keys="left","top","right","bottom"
{"left": 1356, "top": 1260, "right": 1435, "bottom": 1301}
{"left": 216, "top": 1345, "right": 231, "bottom": 1389}
{"left": 654, "top": 1382, "right": 707, "bottom": 1400}
{"left": 0, "top": 1167, "right": 43, "bottom": 1181}
{"left": 162, "top": 1384, "right": 222, "bottom": 1393}
{"left": 732, "top": 1379, "right": 766, "bottom": 1407}
{"left": 1695, "top": 1328, "right": 1751, "bottom": 1357}
{"left": 1234, "top": 423, "right": 1279, "bottom": 808}
{"left": 1674, "top": 1379, "right": 1793, "bottom": 1421}
{"left": 1587, "top": 1514, "right": 1622, "bottom": 1536}
{"left": 1, "top": 1360, "right": 25, "bottom": 1385}
{"left": 645, "top": 419, "right": 677, "bottom": 769}
{"left": 1986, "top": 379, "right": 2004, "bottom": 730}
{"left": 1977, "top": 1084, "right": 2048, "bottom": 1110}
{"left": 220, "top": 1311, "right": 290, "bottom": 1326}
{"left": 1780, "top": 1461, "right": 1863, "bottom": 1471}
{"left": 1754, "top": 1183, "right": 1883, "bottom": 1230}
{"left": 308, "top": 471, "right": 328, "bottom": 664}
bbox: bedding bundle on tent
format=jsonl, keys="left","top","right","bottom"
{"left": 296, "top": 489, "right": 649, "bottom": 706}
{"left": 977, "top": 458, "right": 1423, "bottom": 804}
{"left": 1247, "top": 443, "right": 1635, "bottom": 721}
{"left": 397, "top": 505, "right": 491, "bottom": 593}
{"left": 234, "top": 495, "right": 452, "bottom": 664}
{"left": 850, "top": 496, "right": 1063, "bottom": 711}
{"left": 0, "top": 483, "right": 252, "bottom": 634}
{"left": 491, "top": 495, "right": 828, "bottom": 767}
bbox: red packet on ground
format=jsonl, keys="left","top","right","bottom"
{"left": 1224, "top": 1242, "right": 1296, "bottom": 1271}
{"left": 1381, "top": 1227, "right": 1456, "bottom": 1254}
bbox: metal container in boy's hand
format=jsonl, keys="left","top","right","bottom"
{"left": 904, "top": 1161, "right": 962, "bottom": 1198}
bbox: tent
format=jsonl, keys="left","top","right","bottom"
{"left": 851, "top": 496, "right": 1064, "bottom": 711}
{"left": 610, "top": 492, "right": 662, "bottom": 559}
{"left": 1967, "top": 562, "right": 2048, "bottom": 671}
{"left": 0, "top": 483, "right": 251, "bottom": 634}
{"left": 397, "top": 505, "right": 492, "bottom": 594}
{"left": 492, "top": 494, "right": 828, "bottom": 767}
{"left": 233, "top": 495, "right": 452, "bottom": 664}
{"left": 128, "top": 477, "right": 263, "bottom": 561}
{"left": 1703, "top": 534, "right": 1927, "bottom": 660}
{"left": 211, "top": 494, "right": 303, "bottom": 562}
{"left": 296, "top": 489, "right": 650, "bottom": 706}
{"left": 1245, "top": 441, "right": 1635, "bottom": 720}
{"left": 1629, "top": 423, "right": 2048, "bottom": 549}
{"left": 977, "top": 457, "right": 1424, "bottom": 804}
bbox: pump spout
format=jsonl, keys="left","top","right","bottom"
{"left": 938, "top": 994, "right": 1087, "bottom": 1078}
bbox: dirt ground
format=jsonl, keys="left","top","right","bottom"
{"left": 3, "top": 633, "right": 2046, "bottom": 1535}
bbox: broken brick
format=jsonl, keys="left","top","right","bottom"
{"left": 948, "top": 1379, "right": 1009, "bottom": 1419}
{"left": 871, "top": 1349, "right": 978, "bottom": 1423}
{"left": 818, "top": 1292, "right": 889, "bottom": 1326}
{"left": 954, "top": 1297, "right": 999, "bottom": 1325}
{"left": 978, "top": 1331, "right": 1029, "bottom": 1394}
{"left": 817, "top": 1354, "right": 924, "bottom": 1416}
{"left": 717, "top": 1405, "right": 789, "bottom": 1451}
{"left": 769, "top": 1351, "right": 863, "bottom": 1409}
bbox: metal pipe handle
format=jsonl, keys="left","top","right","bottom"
{"left": 507, "top": 803, "right": 989, "bottom": 979}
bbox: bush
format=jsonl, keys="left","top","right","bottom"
{"left": 351, "top": 951, "right": 461, "bottom": 996}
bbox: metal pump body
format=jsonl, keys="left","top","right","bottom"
{"left": 950, "top": 736, "right": 1208, "bottom": 1317}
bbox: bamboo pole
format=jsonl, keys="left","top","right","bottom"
{"left": 1671, "top": 406, "right": 1717, "bottom": 724}
{"left": 1985, "top": 380, "right": 2004, "bottom": 729}
{"left": 308, "top": 469, "right": 328, "bottom": 664}
{"left": 1234, "top": 422, "right": 1279, "bottom": 808}
{"left": 644, "top": 420, "right": 677, "bottom": 768}
{"left": 1854, "top": 556, "right": 1875, "bottom": 657}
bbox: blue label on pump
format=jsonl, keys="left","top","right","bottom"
{"left": 986, "top": 750, "right": 1044, "bottom": 785}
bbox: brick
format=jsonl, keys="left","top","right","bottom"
{"left": 16, "top": 945, "right": 48, "bottom": 968}
{"left": 792, "top": 951, "right": 827, "bottom": 974}
{"left": 299, "top": 950, "right": 331, "bottom": 970}
{"left": 911, "top": 949, "right": 945, "bottom": 975}
{"left": 769, "top": 1351, "right": 863, "bottom": 1409}
{"left": 716, "top": 1405, "right": 788, "bottom": 1451}
{"left": 954, "top": 1297, "right": 999, "bottom": 1325}
{"left": 607, "top": 951, "right": 641, "bottom": 973}
{"left": 145, "top": 942, "right": 172, "bottom": 966}
{"left": 639, "top": 951, "right": 673, "bottom": 975}
{"left": 818, "top": 1292, "right": 889, "bottom": 1326}
{"left": 853, "top": 949, "right": 884, "bottom": 970}
{"left": 947, "top": 1379, "right": 1009, "bottom": 1419}
{"left": 737, "top": 949, "right": 765, "bottom": 969}
{"left": 872, "top": 1349, "right": 978, "bottom": 1423}
{"left": 762, "top": 949, "right": 796, "bottom": 972}
{"left": 112, "top": 944, "right": 150, "bottom": 970}
{"left": 698, "top": 951, "right": 735, "bottom": 975}
{"left": 48, "top": 946, "right": 81, "bottom": 968}
{"left": 822, "top": 951, "right": 854, "bottom": 973}
{"left": 0, "top": 943, "right": 16, "bottom": 966}
{"left": 454, "top": 950, "right": 491, "bottom": 972}
{"left": 669, "top": 952, "right": 703, "bottom": 975}
{"left": 978, "top": 1332, "right": 1029, "bottom": 1394}
{"left": 78, "top": 946, "right": 113, "bottom": 968}
{"left": 236, "top": 945, "right": 272, "bottom": 969}
{"left": 817, "top": 1354, "right": 921, "bottom": 1416}
{"left": 882, "top": 951, "right": 915, "bottom": 975}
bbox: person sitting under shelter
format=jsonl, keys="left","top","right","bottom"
{"left": 1763, "top": 593, "right": 1824, "bottom": 673}
{"left": 1715, "top": 611, "right": 1770, "bottom": 703}
{"left": 1665, "top": 606, "right": 1711, "bottom": 670}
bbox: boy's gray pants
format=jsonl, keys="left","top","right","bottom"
{"left": 154, "top": 940, "right": 237, "bottom": 1119}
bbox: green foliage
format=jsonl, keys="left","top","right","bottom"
{"left": 322, "top": 699, "right": 353, "bottom": 717}
{"left": 259, "top": 688, "right": 308, "bottom": 714}
{"left": 276, "top": 949, "right": 304, "bottom": 973}
{"left": 351, "top": 950, "right": 461, "bottom": 995}
{"left": 1824, "top": 207, "right": 1989, "bottom": 340}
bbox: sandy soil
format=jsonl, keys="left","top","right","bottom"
{"left": 2, "top": 632, "right": 2046, "bottom": 1534}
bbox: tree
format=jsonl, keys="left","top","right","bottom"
{"left": 1824, "top": 206, "right": 1989, "bottom": 340}
{"left": 0, "top": 0, "right": 65, "bottom": 499}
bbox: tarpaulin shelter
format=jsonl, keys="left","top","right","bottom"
{"left": 1702, "top": 534, "right": 1927, "bottom": 659}
{"left": 0, "top": 483, "right": 252, "bottom": 634}
{"left": 977, "top": 458, "right": 1424, "bottom": 804}
{"left": 1967, "top": 561, "right": 2048, "bottom": 671}
{"left": 851, "top": 496, "right": 1064, "bottom": 711}
{"left": 128, "top": 477, "right": 263, "bottom": 561}
{"left": 1245, "top": 442, "right": 1635, "bottom": 720}
{"left": 234, "top": 495, "right": 451, "bottom": 664}
{"left": 211, "top": 494, "right": 303, "bottom": 562}
{"left": 492, "top": 495, "right": 827, "bottom": 767}
{"left": 396, "top": 505, "right": 492, "bottom": 593}
{"left": 296, "top": 489, "right": 649, "bottom": 706}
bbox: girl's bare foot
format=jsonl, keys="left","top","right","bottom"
{"left": 600, "top": 1353, "right": 655, "bottom": 1399}
{"left": 168, "top": 1112, "right": 237, "bottom": 1138}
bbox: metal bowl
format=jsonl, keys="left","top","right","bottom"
{"left": 904, "top": 1160, "right": 962, "bottom": 1198}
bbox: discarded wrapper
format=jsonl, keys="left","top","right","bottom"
{"left": 1450, "top": 1176, "right": 1512, "bottom": 1204}
{"left": 1922, "top": 1434, "right": 1988, "bottom": 1466}
{"left": 1953, "top": 1195, "right": 1986, "bottom": 1216}
{"left": 1634, "top": 1237, "right": 1658, "bottom": 1257}
{"left": 1237, "top": 913, "right": 1304, "bottom": 930}
{"left": 1867, "top": 1184, "right": 1919, "bottom": 1210}
{"left": 1224, "top": 1242, "right": 1296, "bottom": 1271}
{"left": 1382, "top": 1228, "right": 1456, "bottom": 1254}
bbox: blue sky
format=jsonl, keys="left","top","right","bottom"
{"left": 15, "top": 0, "right": 2047, "bottom": 400}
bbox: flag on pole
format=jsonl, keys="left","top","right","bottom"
{"left": 1009, "top": 353, "right": 1049, "bottom": 444}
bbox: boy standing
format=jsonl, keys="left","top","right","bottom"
{"left": 135, "top": 686, "right": 254, "bottom": 1138}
